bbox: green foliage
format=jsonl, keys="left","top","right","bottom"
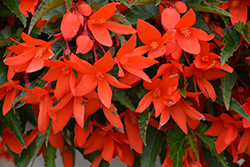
{"left": 113, "top": 88, "right": 135, "bottom": 111}
{"left": 196, "top": 124, "right": 228, "bottom": 167}
{"left": 2, "top": 0, "right": 27, "bottom": 27}
{"left": 44, "top": 143, "right": 57, "bottom": 167}
{"left": 234, "top": 21, "right": 250, "bottom": 44}
{"left": 28, "top": 0, "right": 65, "bottom": 34}
{"left": 141, "top": 125, "right": 165, "bottom": 167}
{"left": 138, "top": 108, "right": 153, "bottom": 146}
{"left": 17, "top": 142, "right": 36, "bottom": 167}
{"left": 221, "top": 26, "right": 241, "bottom": 66}
{"left": 221, "top": 71, "right": 237, "bottom": 110}
{"left": 168, "top": 126, "right": 187, "bottom": 167}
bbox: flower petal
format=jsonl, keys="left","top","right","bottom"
{"left": 89, "top": 2, "right": 116, "bottom": 20}
{"left": 190, "top": 27, "right": 214, "bottom": 41}
{"left": 74, "top": 96, "right": 85, "bottom": 128}
{"left": 94, "top": 50, "right": 114, "bottom": 72}
{"left": 229, "top": 3, "right": 247, "bottom": 25}
{"left": 116, "top": 34, "right": 136, "bottom": 59}
{"left": 61, "top": 12, "right": 81, "bottom": 40}
{"left": 176, "top": 31, "right": 200, "bottom": 54}
{"left": 104, "top": 21, "right": 136, "bottom": 35}
{"left": 104, "top": 73, "right": 131, "bottom": 89}
{"left": 161, "top": 8, "right": 180, "bottom": 30}
{"left": 102, "top": 133, "right": 114, "bottom": 162}
{"left": 175, "top": 9, "right": 196, "bottom": 29}
{"left": 98, "top": 79, "right": 112, "bottom": 108}
{"left": 75, "top": 74, "right": 98, "bottom": 96}
{"left": 136, "top": 91, "right": 153, "bottom": 113}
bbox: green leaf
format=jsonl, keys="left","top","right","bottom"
{"left": 131, "top": 0, "right": 156, "bottom": 6}
{"left": 202, "top": 145, "right": 224, "bottom": 167}
{"left": 0, "top": 26, "right": 11, "bottom": 39}
{"left": 113, "top": 10, "right": 132, "bottom": 26}
{"left": 44, "top": 143, "right": 57, "bottom": 167}
{"left": 2, "top": 0, "right": 27, "bottom": 27}
{"left": 183, "top": 0, "right": 231, "bottom": 17}
{"left": 6, "top": 145, "right": 19, "bottom": 165}
{"left": 230, "top": 98, "right": 250, "bottom": 121}
{"left": 234, "top": 21, "right": 250, "bottom": 44}
{"left": 125, "top": 4, "right": 159, "bottom": 25}
{"left": 131, "top": 83, "right": 148, "bottom": 99}
{"left": 113, "top": 88, "right": 135, "bottom": 111}
{"left": 220, "top": 71, "right": 237, "bottom": 110}
{"left": 138, "top": 108, "right": 153, "bottom": 146}
{"left": 17, "top": 142, "right": 36, "bottom": 167}
{"left": 117, "top": 0, "right": 130, "bottom": 8}
{"left": 187, "top": 131, "right": 199, "bottom": 161}
{"left": 0, "top": 62, "right": 8, "bottom": 85}
{"left": 220, "top": 15, "right": 230, "bottom": 27}
{"left": 51, "top": 39, "right": 65, "bottom": 58}
{"left": 30, "top": 132, "right": 46, "bottom": 167}
{"left": 196, "top": 124, "right": 228, "bottom": 167}
{"left": 141, "top": 125, "right": 165, "bottom": 167}
{"left": 168, "top": 126, "right": 187, "bottom": 167}
{"left": 41, "top": 5, "right": 65, "bottom": 22}
{"left": 205, "top": 0, "right": 227, "bottom": 5}
{"left": 28, "top": 0, "right": 65, "bottom": 34}
{"left": 221, "top": 26, "right": 241, "bottom": 66}
{"left": 65, "top": 0, "right": 72, "bottom": 12}
{"left": 0, "top": 1, "right": 14, "bottom": 17}
{"left": 0, "top": 110, "right": 26, "bottom": 148}
{"left": 40, "top": 20, "right": 61, "bottom": 36}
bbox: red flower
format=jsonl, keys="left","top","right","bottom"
{"left": 4, "top": 32, "right": 54, "bottom": 73}
{"left": 88, "top": 2, "right": 136, "bottom": 46}
{"left": 19, "top": 0, "right": 39, "bottom": 17}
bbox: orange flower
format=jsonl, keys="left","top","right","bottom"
{"left": 185, "top": 64, "right": 228, "bottom": 101}
{"left": 0, "top": 127, "right": 38, "bottom": 154}
{"left": 136, "top": 77, "right": 179, "bottom": 115}
{"left": 134, "top": 19, "right": 174, "bottom": 59}
{"left": 217, "top": 0, "right": 250, "bottom": 25}
{"left": 19, "top": 86, "right": 56, "bottom": 134}
{"left": 124, "top": 110, "right": 143, "bottom": 154}
{"left": 19, "top": 0, "right": 39, "bottom": 17}
{"left": 0, "top": 80, "right": 20, "bottom": 115}
{"left": 159, "top": 98, "right": 204, "bottom": 134}
{"left": 41, "top": 59, "right": 78, "bottom": 100}
{"left": 61, "top": 149, "right": 73, "bottom": 167}
{"left": 76, "top": 35, "right": 93, "bottom": 54}
{"left": 115, "top": 34, "right": 158, "bottom": 82}
{"left": 82, "top": 124, "right": 134, "bottom": 166}
{"left": 161, "top": 9, "right": 214, "bottom": 54}
{"left": 70, "top": 51, "right": 130, "bottom": 108}
{"left": 88, "top": 2, "right": 136, "bottom": 46}
{"left": 4, "top": 33, "right": 54, "bottom": 73}
{"left": 204, "top": 113, "right": 242, "bottom": 154}
{"left": 74, "top": 120, "right": 93, "bottom": 147}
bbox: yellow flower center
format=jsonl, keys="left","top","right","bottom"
{"left": 231, "top": 0, "right": 240, "bottom": 7}
{"left": 35, "top": 46, "right": 47, "bottom": 59}
{"left": 153, "top": 87, "right": 161, "bottom": 98}
{"left": 61, "top": 66, "right": 70, "bottom": 75}
{"left": 202, "top": 55, "right": 209, "bottom": 62}
{"left": 95, "top": 18, "right": 106, "bottom": 25}
{"left": 150, "top": 41, "right": 159, "bottom": 50}
{"left": 180, "top": 27, "right": 191, "bottom": 37}
{"left": 96, "top": 72, "right": 105, "bottom": 81}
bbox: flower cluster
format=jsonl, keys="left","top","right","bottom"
{"left": 0, "top": 0, "right": 250, "bottom": 166}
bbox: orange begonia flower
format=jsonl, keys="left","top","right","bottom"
{"left": 160, "top": 98, "right": 204, "bottom": 134}
{"left": 0, "top": 80, "right": 20, "bottom": 115}
{"left": 136, "top": 76, "right": 179, "bottom": 115}
{"left": 19, "top": 86, "right": 55, "bottom": 134}
{"left": 4, "top": 32, "right": 54, "bottom": 73}
{"left": 217, "top": 0, "right": 250, "bottom": 25}
{"left": 88, "top": 2, "right": 136, "bottom": 47}
{"left": 70, "top": 51, "right": 130, "bottom": 108}
{"left": 48, "top": 129, "right": 64, "bottom": 149}
{"left": 134, "top": 19, "right": 174, "bottom": 59}
{"left": 124, "top": 110, "right": 143, "bottom": 154}
{"left": 76, "top": 35, "right": 93, "bottom": 54}
{"left": 82, "top": 125, "right": 134, "bottom": 166}
{"left": 115, "top": 34, "right": 158, "bottom": 82}
{"left": 41, "top": 59, "right": 78, "bottom": 100}
{"left": 161, "top": 9, "right": 214, "bottom": 54}
{"left": 19, "top": 0, "right": 39, "bottom": 17}
{"left": 185, "top": 63, "right": 228, "bottom": 101}
{"left": 242, "top": 97, "right": 250, "bottom": 128}
{"left": 74, "top": 120, "right": 93, "bottom": 147}
{"left": 0, "top": 127, "right": 38, "bottom": 154}
{"left": 204, "top": 113, "right": 242, "bottom": 154}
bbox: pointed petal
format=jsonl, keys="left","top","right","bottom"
{"left": 61, "top": 12, "right": 81, "bottom": 40}
{"left": 197, "top": 77, "right": 216, "bottom": 101}
{"left": 202, "top": 69, "right": 226, "bottom": 80}
{"left": 229, "top": 3, "right": 247, "bottom": 25}
{"left": 88, "top": 21, "right": 112, "bottom": 47}
{"left": 224, "top": 125, "right": 238, "bottom": 144}
{"left": 170, "top": 103, "right": 188, "bottom": 134}
{"left": 137, "top": 19, "right": 161, "bottom": 44}
{"left": 128, "top": 55, "right": 158, "bottom": 68}
{"left": 238, "top": 129, "right": 250, "bottom": 154}
{"left": 180, "top": 99, "right": 204, "bottom": 121}
{"left": 70, "top": 53, "right": 96, "bottom": 73}
{"left": 25, "top": 57, "right": 45, "bottom": 73}
{"left": 90, "top": 2, "right": 116, "bottom": 20}
{"left": 102, "top": 134, "right": 115, "bottom": 162}
{"left": 3, "top": 89, "right": 18, "bottom": 115}
{"left": 75, "top": 74, "right": 98, "bottom": 96}
{"left": 105, "top": 21, "right": 136, "bottom": 35}
{"left": 41, "top": 67, "right": 62, "bottom": 81}
{"left": 153, "top": 97, "right": 166, "bottom": 117}
{"left": 49, "top": 130, "right": 64, "bottom": 149}
{"left": 190, "top": 27, "right": 214, "bottom": 41}
{"left": 74, "top": 96, "right": 85, "bottom": 128}
{"left": 161, "top": 8, "right": 180, "bottom": 30}
{"left": 38, "top": 100, "right": 50, "bottom": 134}
{"left": 116, "top": 34, "right": 136, "bottom": 59}
{"left": 159, "top": 30, "right": 175, "bottom": 44}
{"left": 123, "top": 66, "right": 151, "bottom": 83}
{"left": 132, "top": 45, "right": 151, "bottom": 56}
{"left": 54, "top": 74, "right": 71, "bottom": 99}
{"left": 136, "top": 91, "right": 153, "bottom": 113}
{"left": 160, "top": 107, "right": 171, "bottom": 125}
{"left": 98, "top": 80, "right": 112, "bottom": 108}
{"left": 176, "top": 31, "right": 200, "bottom": 54}
{"left": 214, "top": 130, "right": 228, "bottom": 154}
{"left": 204, "top": 121, "right": 225, "bottom": 136}
{"left": 175, "top": 9, "right": 196, "bottom": 29}
{"left": 94, "top": 50, "right": 114, "bottom": 72}
{"left": 104, "top": 73, "right": 131, "bottom": 89}
{"left": 22, "top": 32, "right": 50, "bottom": 46}
{"left": 103, "top": 104, "right": 123, "bottom": 128}
{"left": 51, "top": 93, "right": 73, "bottom": 112}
